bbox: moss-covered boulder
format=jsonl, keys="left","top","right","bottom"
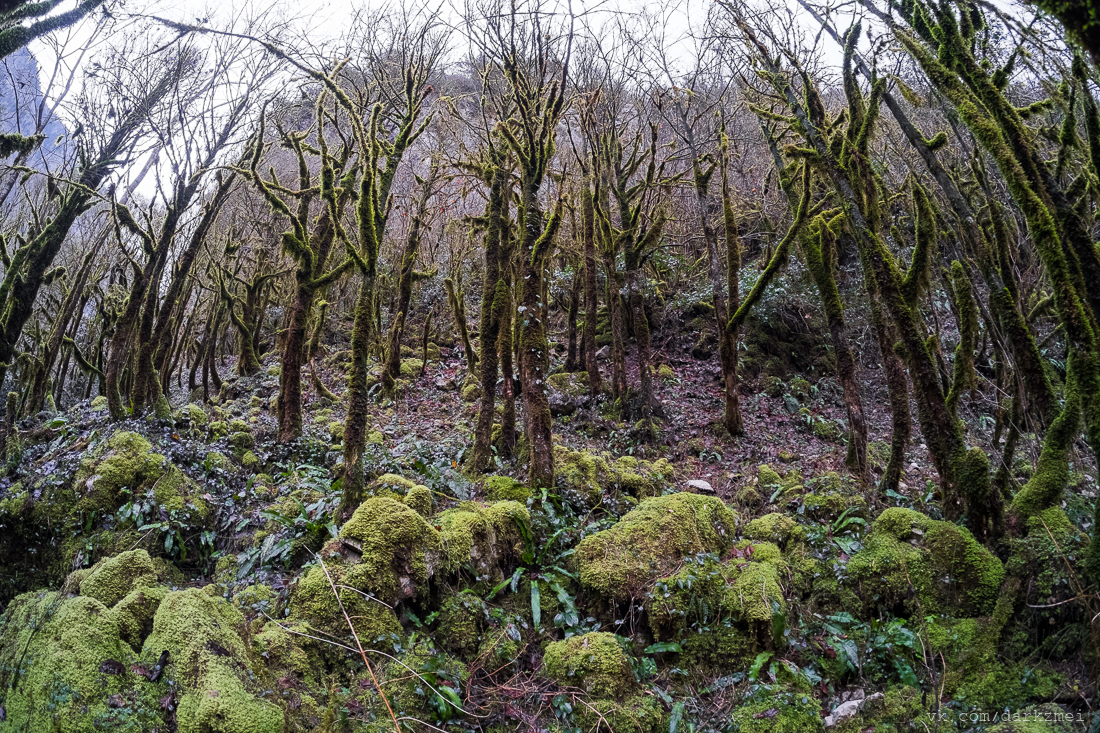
{"left": 287, "top": 562, "right": 401, "bottom": 647}
{"left": 0, "top": 591, "right": 169, "bottom": 731}
{"left": 743, "top": 513, "right": 805, "bottom": 549}
{"left": 144, "top": 588, "right": 283, "bottom": 733}
{"left": 542, "top": 632, "right": 636, "bottom": 697}
{"left": 547, "top": 372, "right": 588, "bottom": 397}
{"left": 483, "top": 475, "right": 531, "bottom": 503}
{"left": 338, "top": 497, "right": 442, "bottom": 603}
{"left": 575, "top": 493, "right": 737, "bottom": 602}
{"left": 78, "top": 549, "right": 158, "bottom": 608}
{"left": 984, "top": 704, "right": 1078, "bottom": 732}
{"left": 726, "top": 686, "right": 824, "bottom": 733}
{"left": 437, "top": 590, "right": 489, "bottom": 659}
{"left": 436, "top": 500, "right": 529, "bottom": 579}
{"left": 847, "top": 508, "right": 1004, "bottom": 616}
{"left": 554, "top": 445, "right": 675, "bottom": 506}
{"left": 647, "top": 542, "right": 786, "bottom": 642}
{"left": 70, "top": 431, "right": 168, "bottom": 517}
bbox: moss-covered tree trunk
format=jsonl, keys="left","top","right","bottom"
{"left": 472, "top": 161, "right": 509, "bottom": 472}
{"left": 581, "top": 183, "right": 603, "bottom": 395}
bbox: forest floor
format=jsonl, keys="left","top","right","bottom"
{"left": 0, "top": 281, "right": 1095, "bottom": 733}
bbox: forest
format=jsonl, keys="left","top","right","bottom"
{"left": 0, "top": 0, "right": 1098, "bottom": 730}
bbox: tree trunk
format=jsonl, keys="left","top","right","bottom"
{"left": 581, "top": 185, "right": 603, "bottom": 395}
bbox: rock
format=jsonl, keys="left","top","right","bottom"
{"left": 824, "top": 692, "right": 882, "bottom": 727}
{"left": 686, "top": 479, "right": 714, "bottom": 493}
{"left": 595, "top": 345, "right": 610, "bottom": 360}
{"left": 435, "top": 377, "right": 457, "bottom": 391}
{"left": 548, "top": 390, "right": 578, "bottom": 416}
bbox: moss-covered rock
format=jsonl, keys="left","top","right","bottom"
{"left": 91, "top": 395, "right": 109, "bottom": 412}
{"left": 208, "top": 421, "right": 229, "bottom": 439}
{"left": 400, "top": 359, "right": 424, "bottom": 378}
{"left": 542, "top": 632, "right": 636, "bottom": 697}
{"left": 647, "top": 543, "right": 787, "bottom": 641}
{"left": 79, "top": 549, "right": 158, "bottom": 608}
{"left": 575, "top": 493, "right": 737, "bottom": 602}
{"left": 847, "top": 508, "right": 1005, "bottom": 616}
{"left": 554, "top": 445, "right": 674, "bottom": 506}
{"left": 726, "top": 688, "right": 824, "bottom": 732}
{"left": 547, "top": 372, "right": 588, "bottom": 397}
{"left": 144, "top": 588, "right": 283, "bottom": 733}
{"left": 228, "top": 431, "right": 254, "bottom": 452}
{"left": 287, "top": 562, "right": 401, "bottom": 647}
{"left": 338, "top": 497, "right": 441, "bottom": 603}
{"left": 437, "top": 590, "right": 488, "bottom": 659}
{"left": 483, "top": 475, "right": 531, "bottom": 503}
{"left": 0, "top": 591, "right": 168, "bottom": 731}
{"left": 984, "top": 704, "right": 1078, "bottom": 732}
{"left": 743, "top": 513, "right": 805, "bottom": 549}
{"left": 436, "top": 500, "right": 529, "bottom": 579}
{"left": 575, "top": 695, "right": 664, "bottom": 733}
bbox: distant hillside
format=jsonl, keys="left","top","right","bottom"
{"left": 0, "top": 46, "right": 71, "bottom": 169}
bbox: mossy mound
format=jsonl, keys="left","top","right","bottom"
{"left": 378, "top": 643, "right": 469, "bottom": 725}
{"left": 78, "top": 549, "right": 158, "bottom": 608}
{"left": 437, "top": 500, "right": 529, "bottom": 579}
{"left": 437, "top": 590, "right": 489, "bottom": 659}
{"left": 725, "top": 688, "right": 824, "bottom": 732}
{"left": 144, "top": 588, "right": 283, "bottom": 733}
{"left": 542, "top": 632, "right": 636, "bottom": 697}
{"left": 338, "top": 497, "right": 442, "bottom": 604}
{"left": 287, "top": 562, "right": 401, "bottom": 648}
{"left": 0, "top": 591, "right": 169, "bottom": 731}
{"left": 847, "top": 508, "right": 1005, "bottom": 616}
{"left": 743, "top": 512, "right": 805, "bottom": 549}
{"left": 546, "top": 372, "right": 588, "bottom": 397}
{"left": 647, "top": 543, "right": 787, "bottom": 641}
{"left": 575, "top": 493, "right": 737, "bottom": 602}
{"left": 984, "top": 704, "right": 1078, "bottom": 732}
{"left": 483, "top": 475, "right": 531, "bottom": 503}
{"left": 553, "top": 445, "right": 674, "bottom": 506}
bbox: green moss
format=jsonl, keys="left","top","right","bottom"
{"left": 338, "top": 497, "right": 441, "bottom": 603}
{"left": 0, "top": 591, "right": 168, "bottom": 731}
{"left": 426, "top": 343, "right": 441, "bottom": 360}
{"left": 208, "top": 421, "right": 228, "bottom": 439}
{"left": 380, "top": 644, "right": 468, "bottom": 724}
{"left": 327, "top": 421, "right": 344, "bottom": 443}
{"left": 205, "top": 451, "right": 232, "bottom": 472}
{"left": 400, "top": 359, "right": 424, "bottom": 378}
{"left": 241, "top": 451, "right": 261, "bottom": 471}
{"left": 744, "top": 513, "right": 805, "bottom": 549}
{"left": 461, "top": 382, "right": 480, "bottom": 402}
{"left": 367, "top": 430, "right": 384, "bottom": 445}
{"left": 152, "top": 464, "right": 209, "bottom": 520}
{"left": 575, "top": 493, "right": 737, "bottom": 602}
{"left": 788, "top": 376, "right": 811, "bottom": 399}
{"left": 761, "top": 375, "right": 784, "bottom": 398}
{"left": 656, "top": 364, "right": 675, "bottom": 380}
{"left": 91, "top": 395, "right": 109, "bottom": 412}
{"left": 542, "top": 632, "right": 636, "bottom": 697}
{"left": 575, "top": 695, "right": 664, "bottom": 733}
{"left": 547, "top": 372, "right": 588, "bottom": 397}
{"left": 403, "top": 485, "right": 433, "bottom": 516}
{"left": 437, "top": 591, "right": 488, "bottom": 659}
{"left": 79, "top": 549, "right": 158, "bottom": 608}
{"left": 68, "top": 431, "right": 168, "bottom": 517}
{"left": 144, "top": 588, "right": 283, "bottom": 733}
{"left": 553, "top": 445, "right": 675, "bottom": 506}
{"left": 112, "top": 583, "right": 167, "bottom": 651}
{"left": 647, "top": 545, "right": 786, "bottom": 641}
{"left": 483, "top": 475, "right": 531, "bottom": 502}
{"left": 436, "top": 500, "right": 529, "bottom": 578}
{"left": 287, "top": 563, "right": 401, "bottom": 647}
{"left": 726, "top": 688, "right": 824, "bottom": 732}
{"left": 228, "top": 431, "right": 254, "bottom": 452}
{"left": 847, "top": 508, "right": 1005, "bottom": 616}
{"left": 151, "top": 395, "right": 172, "bottom": 421}
{"left": 757, "top": 463, "right": 783, "bottom": 488}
